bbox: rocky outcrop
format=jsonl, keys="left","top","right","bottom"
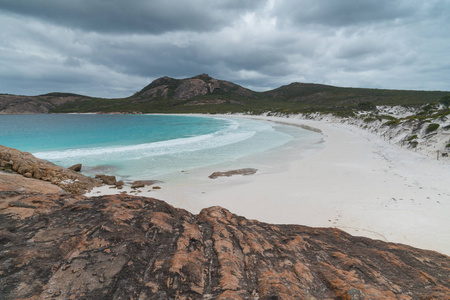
{"left": 209, "top": 168, "right": 257, "bottom": 179}
{"left": 1, "top": 188, "right": 449, "bottom": 299}
{"left": 131, "top": 180, "right": 161, "bottom": 189}
{"left": 133, "top": 74, "right": 256, "bottom": 103}
{"left": 173, "top": 76, "right": 225, "bottom": 100}
{"left": 0, "top": 145, "right": 100, "bottom": 194}
{"left": 0, "top": 95, "right": 54, "bottom": 114}
{"left": 0, "top": 172, "right": 65, "bottom": 195}
{"left": 95, "top": 174, "right": 118, "bottom": 185}
{"left": 139, "top": 84, "right": 170, "bottom": 99}
{"left": 0, "top": 93, "right": 86, "bottom": 114}
{"left": 68, "top": 163, "right": 82, "bottom": 172}
{"left": 95, "top": 174, "right": 124, "bottom": 188}
{"left": 174, "top": 78, "right": 210, "bottom": 100}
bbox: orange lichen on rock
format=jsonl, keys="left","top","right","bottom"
{"left": 318, "top": 261, "right": 398, "bottom": 299}
{"left": 257, "top": 269, "right": 314, "bottom": 300}
{"left": 1, "top": 190, "right": 449, "bottom": 299}
{"left": 0, "top": 193, "right": 62, "bottom": 219}
{"left": 112, "top": 209, "right": 135, "bottom": 224}
{"left": 169, "top": 221, "right": 206, "bottom": 294}
{"left": 212, "top": 223, "right": 244, "bottom": 291}
{"left": 217, "top": 290, "right": 244, "bottom": 300}
{"left": 149, "top": 211, "right": 174, "bottom": 233}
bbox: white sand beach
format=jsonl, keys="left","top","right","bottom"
{"left": 86, "top": 115, "right": 450, "bottom": 256}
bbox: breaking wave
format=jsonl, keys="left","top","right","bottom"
{"left": 33, "top": 118, "right": 256, "bottom": 161}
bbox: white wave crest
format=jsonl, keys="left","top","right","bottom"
{"left": 33, "top": 122, "right": 255, "bottom": 161}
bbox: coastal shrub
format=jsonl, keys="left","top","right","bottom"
{"left": 383, "top": 118, "right": 400, "bottom": 126}
{"left": 357, "top": 102, "right": 376, "bottom": 111}
{"left": 407, "top": 114, "right": 428, "bottom": 121}
{"left": 426, "top": 123, "right": 440, "bottom": 134}
{"left": 333, "top": 110, "right": 355, "bottom": 118}
{"left": 364, "top": 117, "right": 377, "bottom": 123}
{"left": 444, "top": 125, "right": 450, "bottom": 130}
{"left": 422, "top": 104, "right": 434, "bottom": 112}
{"left": 429, "top": 108, "right": 450, "bottom": 120}
{"left": 410, "top": 141, "right": 418, "bottom": 148}
{"left": 407, "top": 135, "right": 418, "bottom": 141}
{"left": 380, "top": 115, "right": 397, "bottom": 120}
{"left": 446, "top": 143, "right": 450, "bottom": 148}
{"left": 439, "top": 95, "right": 450, "bottom": 107}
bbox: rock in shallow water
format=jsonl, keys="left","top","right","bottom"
{"left": 95, "top": 174, "right": 118, "bottom": 185}
{"left": 68, "top": 163, "right": 82, "bottom": 172}
{"left": 0, "top": 192, "right": 449, "bottom": 299}
{"left": 131, "top": 180, "right": 162, "bottom": 189}
{"left": 209, "top": 168, "right": 257, "bottom": 179}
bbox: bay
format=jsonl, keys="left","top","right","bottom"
{"left": 0, "top": 114, "right": 322, "bottom": 180}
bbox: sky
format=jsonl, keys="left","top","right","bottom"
{"left": 1, "top": 0, "right": 449, "bottom": 98}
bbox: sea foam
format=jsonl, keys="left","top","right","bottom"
{"left": 33, "top": 118, "right": 256, "bottom": 161}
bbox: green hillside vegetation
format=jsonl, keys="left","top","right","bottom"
{"left": 40, "top": 92, "right": 89, "bottom": 97}
{"left": 47, "top": 75, "right": 449, "bottom": 115}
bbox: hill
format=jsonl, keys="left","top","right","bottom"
{"left": 263, "top": 82, "right": 449, "bottom": 113}
{"left": 0, "top": 93, "right": 91, "bottom": 114}
{"left": 1, "top": 74, "right": 449, "bottom": 114}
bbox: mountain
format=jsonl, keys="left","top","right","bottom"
{"left": 134, "top": 73, "right": 256, "bottom": 101}
{"left": 1, "top": 74, "right": 449, "bottom": 114}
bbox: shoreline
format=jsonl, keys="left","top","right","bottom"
{"left": 86, "top": 114, "right": 450, "bottom": 255}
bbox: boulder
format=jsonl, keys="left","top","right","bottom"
{"left": 209, "top": 168, "right": 257, "bottom": 179}
{"left": 131, "top": 180, "right": 161, "bottom": 189}
{"left": 33, "top": 168, "right": 43, "bottom": 179}
{"left": 95, "top": 174, "right": 117, "bottom": 185}
{"left": 68, "top": 164, "right": 82, "bottom": 172}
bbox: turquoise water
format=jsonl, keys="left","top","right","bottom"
{"left": 0, "top": 114, "right": 322, "bottom": 180}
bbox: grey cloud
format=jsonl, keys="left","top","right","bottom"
{"left": 1, "top": 0, "right": 449, "bottom": 97}
{"left": 0, "top": 0, "right": 264, "bottom": 34}
{"left": 273, "top": 0, "right": 419, "bottom": 27}
{"left": 64, "top": 57, "right": 83, "bottom": 68}
{"left": 333, "top": 40, "right": 385, "bottom": 60}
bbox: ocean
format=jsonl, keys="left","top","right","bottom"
{"left": 0, "top": 114, "right": 323, "bottom": 181}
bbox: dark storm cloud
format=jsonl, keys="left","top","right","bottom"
{"left": 272, "top": 0, "right": 416, "bottom": 27}
{"left": 0, "top": 0, "right": 262, "bottom": 34}
{"left": 0, "top": 0, "right": 449, "bottom": 97}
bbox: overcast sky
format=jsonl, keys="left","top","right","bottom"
{"left": 1, "top": 0, "right": 449, "bottom": 98}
